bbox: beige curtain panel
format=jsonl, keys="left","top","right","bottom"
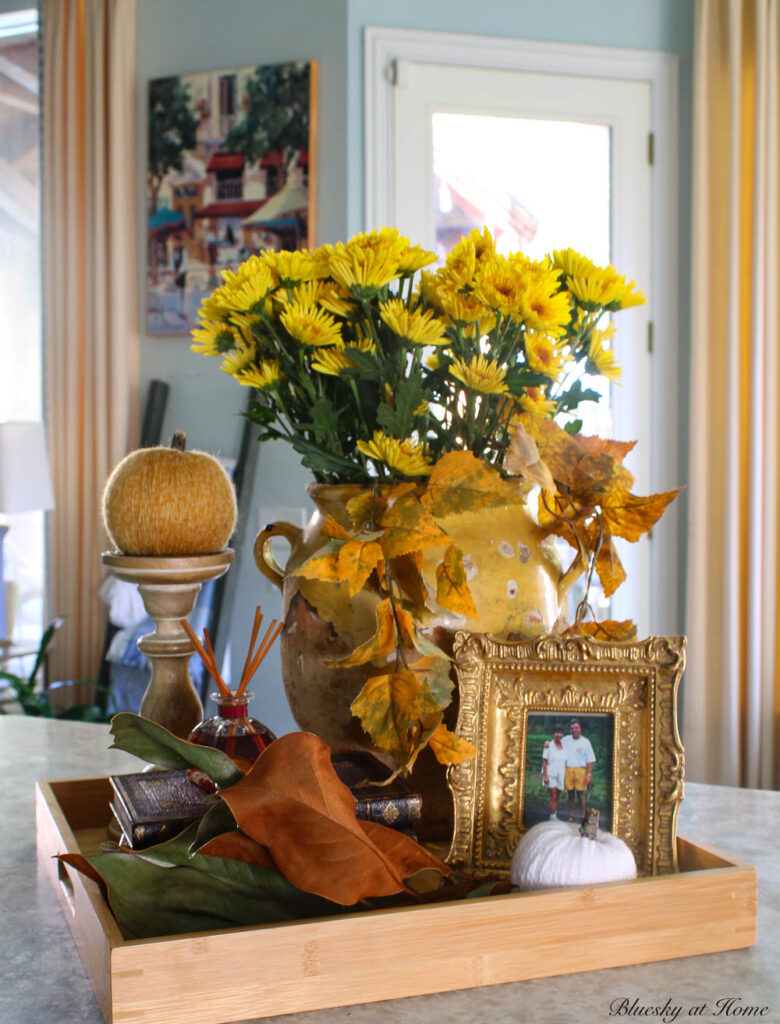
{"left": 42, "top": 0, "right": 138, "bottom": 682}
{"left": 686, "top": 0, "right": 780, "bottom": 788}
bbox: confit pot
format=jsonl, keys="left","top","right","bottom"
{"left": 255, "top": 482, "right": 578, "bottom": 839}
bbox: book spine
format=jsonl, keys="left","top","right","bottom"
{"left": 354, "top": 795, "right": 422, "bottom": 828}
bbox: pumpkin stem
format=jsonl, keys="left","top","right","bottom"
{"left": 171, "top": 430, "right": 187, "bottom": 452}
{"left": 579, "top": 808, "right": 599, "bottom": 840}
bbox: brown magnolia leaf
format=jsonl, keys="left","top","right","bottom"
{"left": 427, "top": 723, "right": 478, "bottom": 766}
{"left": 219, "top": 732, "right": 415, "bottom": 905}
{"left": 321, "top": 515, "right": 354, "bottom": 541}
{"left": 581, "top": 619, "right": 638, "bottom": 641}
{"left": 350, "top": 669, "right": 421, "bottom": 764}
{"left": 337, "top": 539, "right": 384, "bottom": 595}
{"left": 593, "top": 534, "right": 627, "bottom": 597}
{"left": 403, "top": 866, "right": 450, "bottom": 895}
{"left": 423, "top": 449, "right": 527, "bottom": 519}
{"left": 58, "top": 853, "right": 108, "bottom": 896}
{"left": 293, "top": 539, "right": 344, "bottom": 583}
{"left": 198, "top": 831, "right": 277, "bottom": 871}
{"left": 600, "top": 487, "right": 683, "bottom": 542}
{"left": 503, "top": 422, "right": 556, "bottom": 493}
{"left": 358, "top": 819, "right": 449, "bottom": 879}
{"left": 379, "top": 492, "right": 450, "bottom": 559}
{"left": 327, "top": 598, "right": 396, "bottom": 666}
{"left": 389, "top": 551, "right": 429, "bottom": 610}
{"left": 435, "top": 544, "right": 478, "bottom": 619}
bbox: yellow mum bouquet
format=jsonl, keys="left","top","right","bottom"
{"left": 191, "top": 227, "right": 643, "bottom": 483}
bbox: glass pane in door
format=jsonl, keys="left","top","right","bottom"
{"left": 433, "top": 112, "right": 613, "bottom": 619}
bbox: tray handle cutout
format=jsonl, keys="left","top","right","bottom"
{"left": 57, "top": 859, "right": 76, "bottom": 917}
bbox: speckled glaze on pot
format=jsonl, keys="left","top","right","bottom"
{"left": 255, "top": 482, "right": 578, "bottom": 837}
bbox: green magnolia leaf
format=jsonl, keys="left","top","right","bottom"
{"left": 109, "top": 713, "right": 243, "bottom": 787}
{"left": 189, "top": 800, "right": 238, "bottom": 854}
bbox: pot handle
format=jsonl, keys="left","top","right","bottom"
{"left": 253, "top": 521, "right": 302, "bottom": 591}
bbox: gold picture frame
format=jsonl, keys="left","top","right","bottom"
{"left": 446, "top": 632, "right": 687, "bottom": 878}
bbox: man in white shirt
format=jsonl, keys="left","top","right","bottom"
{"left": 563, "top": 718, "right": 596, "bottom": 824}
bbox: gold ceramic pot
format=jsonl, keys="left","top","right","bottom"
{"left": 255, "top": 483, "right": 578, "bottom": 836}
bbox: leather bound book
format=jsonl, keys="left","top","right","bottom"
{"left": 331, "top": 752, "right": 422, "bottom": 830}
{"left": 109, "top": 769, "right": 216, "bottom": 849}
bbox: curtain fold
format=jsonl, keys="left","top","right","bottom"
{"left": 42, "top": 0, "right": 138, "bottom": 682}
{"left": 686, "top": 0, "right": 780, "bottom": 788}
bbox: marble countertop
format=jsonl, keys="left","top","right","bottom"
{"left": 2, "top": 717, "right": 778, "bottom": 1024}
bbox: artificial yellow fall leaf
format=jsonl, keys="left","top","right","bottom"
{"left": 577, "top": 435, "right": 637, "bottom": 464}
{"left": 408, "top": 654, "right": 453, "bottom": 708}
{"left": 435, "top": 544, "right": 478, "bottom": 619}
{"left": 337, "top": 539, "right": 384, "bottom": 595}
{"left": 594, "top": 535, "right": 627, "bottom": 598}
{"left": 327, "top": 599, "right": 396, "bottom": 666}
{"left": 428, "top": 724, "right": 478, "bottom": 765}
{"left": 600, "top": 487, "right": 683, "bottom": 543}
{"left": 346, "top": 490, "right": 387, "bottom": 532}
{"left": 350, "top": 669, "right": 421, "bottom": 763}
{"left": 389, "top": 551, "right": 428, "bottom": 610}
{"left": 379, "top": 491, "right": 449, "bottom": 559}
{"left": 423, "top": 449, "right": 527, "bottom": 519}
{"left": 394, "top": 604, "right": 446, "bottom": 659}
{"left": 321, "top": 515, "right": 353, "bottom": 541}
{"left": 292, "top": 539, "right": 343, "bottom": 584}
{"left": 581, "top": 619, "right": 638, "bottom": 641}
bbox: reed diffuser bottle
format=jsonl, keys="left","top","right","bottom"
{"left": 185, "top": 608, "right": 282, "bottom": 766}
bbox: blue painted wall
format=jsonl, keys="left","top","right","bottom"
{"left": 134, "top": 0, "right": 694, "bottom": 738}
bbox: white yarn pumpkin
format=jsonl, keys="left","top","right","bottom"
{"left": 511, "top": 819, "right": 637, "bottom": 890}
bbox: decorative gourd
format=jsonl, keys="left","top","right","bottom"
{"left": 102, "top": 431, "right": 237, "bottom": 556}
{"left": 511, "top": 814, "right": 637, "bottom": 890}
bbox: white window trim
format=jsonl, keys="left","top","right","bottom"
{"left": 365, "top": 26, "right": 681, "bottom": 636}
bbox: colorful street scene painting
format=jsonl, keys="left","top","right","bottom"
{"left": 146, "top": 60, "right": 317, "bottom": 335}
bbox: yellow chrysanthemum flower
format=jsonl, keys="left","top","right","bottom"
{"left": 524, "top": 330, "right": 566, "bottom": 379}
{"left": 449, "top": 355, "right": 508, "bottom": 394}
{"left": 424, "top": 275, "right": 495, "bottom": 329}
{"left": 379, "top": 298, "right": 449, "bottom": 346}
{"left": 518, "top": 281, "right": 571, "bottom": 335}
{"left": 473, "top": 258, "right": 527, "bottom": 317}
{"left": 356, "top": 431, "right": 433, "bottom": 476}
{"left": 519, "top": 387, "right": 557, "bottom": 418}
{"left": 414, "top": 400, "right": 430, "bottom": 416}
{"left": 551, "top": 248, "right": 596, "bottom": 280}
{"left": 220, "top": 340, "right": 256, "bottom": 377}
{"left": 281, "top": 304, "right": 343, "bottom": 347}
{"left": 237, "top": 360, "right": 281, "bottom": 389}
{"left": 224, "top": 265, "right": 277, "bottom": 314}
{"left": 568, "top": 267, "right": 646, "bottom": 310}
{"left": 329, "top": 248, "right": 401, "bottom": 296}
{"left": 318, "top": 282, "right": 356, "bottom": 318}
{"left": 426, "top": 351, "right": 441, "bottom": 371}
{"left": 587, "top": 336, "right": 622, "bottom": 382}
{"left": 442, "top": 237, "right": 477, "bottom": 289}
{"left": 310, "top": 347, "right": 353, "bottom": 376}
{"left": 264, "top": 249, "right": 322, "bottom": 286}
{"left": 397, "top": 245, "right": 437, "bottom": 274}
{"left": 191, "top": 321, "right": 236, "bottom": 356}
{"left": 346, "top": 330, "right": 377, "bottom": 355}
{"left": 198, "top": 287, "right": 233, "bottom": 323}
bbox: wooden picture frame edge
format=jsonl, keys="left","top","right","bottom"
{"left": 446, "top": 632, "right": 687, "bottom": 879}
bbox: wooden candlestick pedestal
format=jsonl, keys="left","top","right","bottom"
{"left": 101, "top": 550, "right": 234, "bottom": 737}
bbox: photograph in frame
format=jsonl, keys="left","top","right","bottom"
{"left": 446, "top": 632, "right": 686, "bottom": 878}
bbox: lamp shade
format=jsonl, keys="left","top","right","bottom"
{"left": 0, "top": 421, "right": 55, "bottom": 514}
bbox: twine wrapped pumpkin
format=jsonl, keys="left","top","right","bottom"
{"left": 102, "top": 431, "right": 237, "bottom": 556}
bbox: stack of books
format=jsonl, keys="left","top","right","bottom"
{"left": 109, "top": 752, "right": 422, "bottom": 850}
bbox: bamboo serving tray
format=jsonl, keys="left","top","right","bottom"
{"left": 36, "top": 777, "right": 758, "bottom": 1024}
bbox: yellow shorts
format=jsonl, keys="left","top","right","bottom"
{"left": 564, "top": 766, "right": 587, "bottom": 792}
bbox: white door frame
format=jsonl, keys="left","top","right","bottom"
{"left": 364, "top": 26, "right": 681, "bottom": 636}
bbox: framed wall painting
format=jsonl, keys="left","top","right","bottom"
{"left": 146, "top": 60, "right": 318, "bottom": 335}
{"left": 446, "top": 632, "right": 687, "bottom": 879}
